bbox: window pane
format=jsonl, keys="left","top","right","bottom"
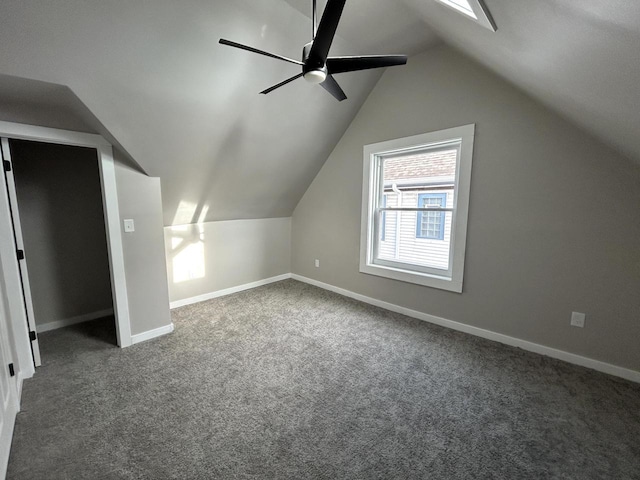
{"left": 436, "top": 0, "right": 477, "bottom": 19}
{"left": 378, "top": 148, "right": 457, "bottom": 271}
{"left": 380, "top": 194, "right": 387, "bottom": 241}
{"left": 383, "top": 148, "right": 457, "bottom": 187}
{"left": 417, "top": 193, "right": 446, "bottom": 240}
{"left": 378, "top": 211, "right": 453, "bottom": 271}
{"left": 362, "top": 124, "right": 474, "bottom": 291}
{"left": 378, "top": 210, "right": 397, "bottom": 257}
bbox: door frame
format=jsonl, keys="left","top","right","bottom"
{"left": 0, "top": 120, "right": 132, "bottom": 382}
{"left": 1, "top": 138, "right": 42, "bottom": 367}
{"left": 0, "top": 273, "right": 19, "bottom": 479}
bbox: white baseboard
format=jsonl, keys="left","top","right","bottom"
{"left": 291, "top": 274, "right": 640, "bottom": 384}
{"left": 37, "top": 308, "right": 115, "bottom": 333}
{"left": 131, "top": 323, "right": 175, "bottom": 345}
{"left": 169, "top": 273, "right": 292, "bottom": 309}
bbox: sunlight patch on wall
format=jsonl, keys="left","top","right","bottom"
{"left": 197, "top": 204, "right": 210, "bottom": 225}
{"left": 173, "top": 200, "right": 198, "bottom": 226}
{"left": 170, "top": 224, "right": 205, "bottom": 283}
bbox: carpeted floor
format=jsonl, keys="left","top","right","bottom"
{"left": 7, "top": 279, "right": 640, "bottom": 479}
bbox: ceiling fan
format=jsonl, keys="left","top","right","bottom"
{"left": 219, "top": 0, "right": 408, "bottom": 101}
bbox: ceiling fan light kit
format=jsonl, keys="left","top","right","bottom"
{"left": 304, "top": 69, "right": 327, "bottom": 84}
{"left": 219, "top": 0, "right": 408, "bottom": 101}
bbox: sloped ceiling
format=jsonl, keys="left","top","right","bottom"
{"left": 0, "top": 74, "right": 145, "bottom": 172}
{"left": 282, "top": 0, "right": 440, "bottom": 56}
{"left": 0, "top": 1, "right": 637, "bottom": 226}
{"left": 402, "top": 0, "right": 640, "bottom": 163}
{"left": 0, "top": 0, "right": 438, "bottom": 225}
{"left": 0, "top": 75, "right": 95, "bottom": 134}
{"left": 274, "top": 0, "right": 640, "bottom": 164}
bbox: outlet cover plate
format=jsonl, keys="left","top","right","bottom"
{"left": 571, "top": 312, "right": 586, "bottom": 328}
{"left": 123, "top": 219, "right": 135, "bottom": 233}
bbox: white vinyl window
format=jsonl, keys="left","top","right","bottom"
{"left": 434, "top": 0, "right": 497, "bottom": 32}
{"left": 360, "top": 124, "right": 475, "bottom": 293}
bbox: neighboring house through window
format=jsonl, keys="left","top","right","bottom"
{"left": 360, "top": 124, "right": 475, "bottom": 293}
{"left": 417, "top": 193, "right": 447, "bottom": 240}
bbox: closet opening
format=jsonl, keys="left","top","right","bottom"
{"left": 3, "top": 139, "right": 117, "bottom": 362}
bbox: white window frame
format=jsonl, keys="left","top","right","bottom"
{"left": 359, "top": 124, "right": 475, "bottom": 293}
{"left": 434, "top": 0, "right": 497, "bottom": 32}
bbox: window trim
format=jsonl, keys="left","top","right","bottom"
{"left": 359, "top": 124, "right": 475, "bottom": 293}
{"left": 380, "top": 194, "right": 386, "bottom": 242}
{"left": 416, "top": 192, "right": 447, "bottom": 241}
{"left": 434, "top": 0, "right": 497, "bottom": 32}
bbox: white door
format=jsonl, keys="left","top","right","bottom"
{"left": 0, "top": 138, "right": 41, "bottom": 366}
{"left": 0, "top": 292, "right": 19, "bottom": 479}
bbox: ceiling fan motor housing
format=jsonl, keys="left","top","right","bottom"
{"left": 302, "top": 42, "right": 328, "bottom": 81}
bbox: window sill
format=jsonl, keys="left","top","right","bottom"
{"left": 359, "top": 262, "right": 463, "bottom": 293}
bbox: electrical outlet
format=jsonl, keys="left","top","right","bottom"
{"left": 570, "top": 312, "right": 586, "bottom": 328}
{"left": 315, "top": 259, "right": 320, "bottom": 268}
{"left": 123, "top": 219, "right": 135, "bottom": 233}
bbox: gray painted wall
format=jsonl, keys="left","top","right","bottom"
{"left": 0, "top": 94, "right": 172, "bottom": 339}
{"left": 0, "top": 74, "right": 144, "bottom": 174}
{"left": 11, "top": 140, "right": 113, "bottom": 327}
{"left": 115, "top": 163, "right": 172, "bottom": 336}
{"left": 165, "top": 218, "right": 291, "bottom": 304}
{"left": 292, "top": 45, "right": 640, "bottom": 372}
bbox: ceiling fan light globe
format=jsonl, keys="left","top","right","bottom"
{"left": 304, "top": 70, "right": 327, "bottom": 84}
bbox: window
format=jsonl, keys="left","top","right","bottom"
{"left": 417, "top": 193, "right": 447, "bottom": 240}
{"left": 360, "top": 124, "right": 475, "bottom": 293}
{"left": 434, "top": 0, "right": 497, "bottom": 32}
{"left": 380, "top": 194, "right": 387, "bottom": 242}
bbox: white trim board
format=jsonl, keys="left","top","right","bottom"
{"left": 0, "top": 121, "right": 110, "bottom": 147}
{"left": 131, "top": 323, "right": 175, "bottom": 345}
{"left": 0, "top": 397, "right": 17, "bottom": 480}
{"left": 37, "top": 309, "right": 115, "bottom": 333}
{"left": 291, "top": 274, "right": 640, "bottom": 384}
{"left": 16, "top": 371, "right": 24, "bottom": 405}
{"left": 0, "top": 121, "right": 132, "bottom": 374}
{"left": 169, "top": 274, "right": 292, "bottom": 309}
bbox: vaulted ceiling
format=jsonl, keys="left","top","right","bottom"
{"left": 0, "top": 1, "right": 637, "bottom": 225}
{"left": 403, "top": 0, "right": 640, "bottom": 163}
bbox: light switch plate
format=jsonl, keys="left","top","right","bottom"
{"left": 123, "top": 219, "right": 135, "bottom": 233}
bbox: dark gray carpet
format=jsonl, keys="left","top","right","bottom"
{"left": 7, "top": 279, "right": 640, "bottom": 479}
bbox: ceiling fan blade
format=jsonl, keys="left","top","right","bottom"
{"left": 307, "top": 0, "right": 346, "bottom": 67}
{"left": 320, "top": 74, "right": 347, "bottom": 101}
{"left": 260, "top": 73, "right": 304, "bottom": 95}
{"left": 327, "top": 55, "right": 408, "bottom": 74}
{"left": 219, "top": 39, "right": 304, "bottom": 66}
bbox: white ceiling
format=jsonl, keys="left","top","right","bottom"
{"left": 283, "top": 0, "right": 640, "bottom": 163}
{"left": 0, "top": 0, "right": 434, "bottom": 225}
{"left": 402, "top": 0, "right": 640, "bottom": 162}
{"left": 0, "top": 74, "right": 145, "bottom": 172}
{"left": 0, "top": 0, "right": 637, "bottom": 225}
{"left": 282, "top": 0, "right": 440, "bottom": 55}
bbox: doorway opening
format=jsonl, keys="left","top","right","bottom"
{"left": 6, "top": 139, "right": 117, "bottom": 359}
{"left": 0, "top": 122, "right": 132, "bottom": 374}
